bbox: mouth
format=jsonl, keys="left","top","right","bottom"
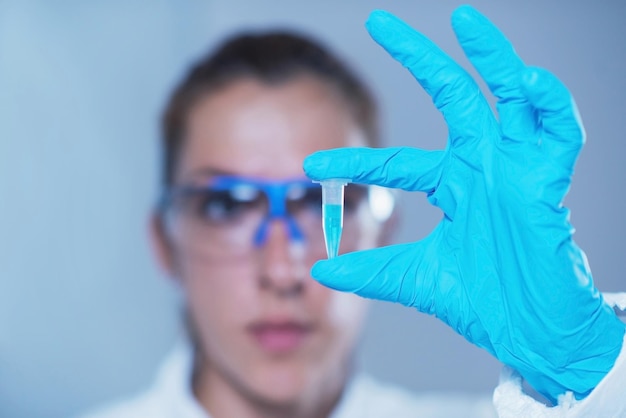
{"left": 247, "top": 320, "right": 314, "bottom": 354}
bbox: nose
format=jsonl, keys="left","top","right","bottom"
{"left": 258, "top": 218, "right": 306, "bottom": 297}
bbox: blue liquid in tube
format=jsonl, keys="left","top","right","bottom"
{"left": 323, "top": 203, "right": 343, "bottom": 258}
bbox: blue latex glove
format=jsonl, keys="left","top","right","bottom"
{"left": 304, "top": 6, "right": 625, "bottom": 403}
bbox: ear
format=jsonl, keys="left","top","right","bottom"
{"left": 148, "top": 211, "right": 178, "bottom": 279}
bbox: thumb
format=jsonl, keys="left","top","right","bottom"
{"left": 311, "top": 241, "right": 435, "bottom": 309}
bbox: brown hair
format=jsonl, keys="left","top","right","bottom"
{"left": 160, "top": 30, "right": 378, "bottom": 187}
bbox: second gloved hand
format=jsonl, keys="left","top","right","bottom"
{"left": 304, "top": 6, "right": 624, "bottom": 404}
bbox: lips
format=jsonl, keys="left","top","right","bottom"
{"left": 248, "top": 321, "right": 313, "bottom": 354}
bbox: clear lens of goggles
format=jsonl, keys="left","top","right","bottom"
{"left": 160, "top": 177, "right": 392, "bottom": 260}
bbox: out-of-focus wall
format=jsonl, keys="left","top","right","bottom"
{"left": 1, "top": 1, "right": 624, "bottom": 417}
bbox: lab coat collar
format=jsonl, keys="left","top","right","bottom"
{"left": 150, "top": 339, "right": 365, "bottom": 418}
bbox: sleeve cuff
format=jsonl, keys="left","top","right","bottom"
{"left": 493, "top": 292, "right": 626, "bottom": 418}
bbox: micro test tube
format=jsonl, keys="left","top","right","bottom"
{"left": 317, "top": 179, "right": 350, "bottom": 259}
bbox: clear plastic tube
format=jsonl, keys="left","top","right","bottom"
{"left": 316, "top": 179, "right": 350, "bottom": 259}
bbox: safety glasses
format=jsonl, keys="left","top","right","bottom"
{"left": 158, "top": 175, "right": 377, "bottom": 260}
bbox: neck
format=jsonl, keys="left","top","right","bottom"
{"left": 192, "top": 353, "right": 348, "bottom": 418}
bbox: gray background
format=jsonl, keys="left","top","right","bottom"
{"left": 1, "top": 0, "right": 625, "bottom": 417}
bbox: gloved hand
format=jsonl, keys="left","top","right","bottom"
{"left": 304, "top": 6, "right": 625, "bottom": 404}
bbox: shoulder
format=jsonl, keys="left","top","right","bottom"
{"left": 334, "top": 375, "right": 496, "bottom": 418}
{"left": 76, "top": 342, "right": 206, "bottom": 418}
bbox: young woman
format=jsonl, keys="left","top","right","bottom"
{"left": 83, "top": 7, "right": 625, "bottom": 418}
{"left": 83, "top": 29, "right": 480, "bottom": 418}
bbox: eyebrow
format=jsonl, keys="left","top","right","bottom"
{"left": 176, "top": 168, "right": 314, "bottom": 189}
{"left": 178, "top": 167, "right": 237, "bottom": 184}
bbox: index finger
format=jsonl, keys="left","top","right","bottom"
{"left": 303, "top": 147, "right": 444, "bottom": 192}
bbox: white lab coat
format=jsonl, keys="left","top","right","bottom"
{"left": 79, "top": 341, "right": 496, "bottom": 418}
{"left": 80, "top": 294, "right": 626, "bottom": 418}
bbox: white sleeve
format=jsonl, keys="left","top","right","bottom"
{"left": 493, "top": 292, "right": 626, "bottom": 418}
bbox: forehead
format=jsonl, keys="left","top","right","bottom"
{"left": 177, "top": 76, "right": 366, "bottom": 182}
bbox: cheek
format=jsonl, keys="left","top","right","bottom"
{"left": 326, "top": 290, "right": 369, "bottom": 335}
{"left": 343, "top": 213, "right": 383, "bottom": 253}
{"left": 178, "top": 257, "right": 258, "bottom": 342}
{"left": 308, "top": 281, "right": 369, "bottom": 353}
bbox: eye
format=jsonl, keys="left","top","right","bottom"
{"left": 287, "top": 187, "right": 322, "bottom": 214}
{"left": 196, "top": 187, "right": 262, "bottom": 223}
{"left": 344, "top": 185, "right": 368, "bottom": 213}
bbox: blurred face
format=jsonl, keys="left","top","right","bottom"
{"left": 153, "top": 76, "right": 389, "bottom": 412}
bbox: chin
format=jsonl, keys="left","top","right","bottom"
{"left": 246, "top": 362, "right": 311, "bottom": 404}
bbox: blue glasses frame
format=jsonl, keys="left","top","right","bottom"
{"left": 161, "top": 175, "right": 322, "bottom": 247}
